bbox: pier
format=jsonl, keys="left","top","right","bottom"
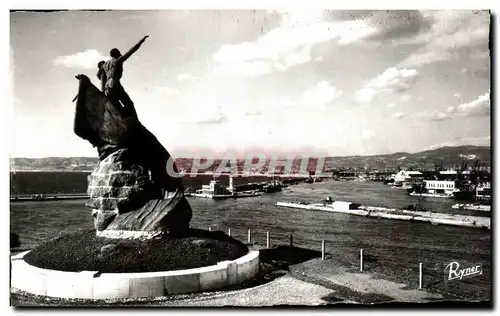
{"left": 276, "top": 201, "right": 490, "bottom": 230}
{"left": 10, "top": 194, "right": 89, "bottom": 202}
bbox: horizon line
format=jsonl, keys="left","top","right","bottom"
{"left": 8, "top": 144, "right": 491, "bottom": 160}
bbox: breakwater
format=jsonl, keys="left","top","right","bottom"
{"left": 276, "top": 201, "right": 490, "bottom": 230}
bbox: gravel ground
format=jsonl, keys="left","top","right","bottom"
{"left": 10, "top": 244, "right": 491, "bottom": 307}
{"left": 23, "top": 229, "right": 248, "bottom": 273}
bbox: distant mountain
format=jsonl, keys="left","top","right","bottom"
{"left": 322, "top": 145, "right": 491, "bottom": 171}
{"left": 9, "top": 145, "right": 490, "bottom": 172}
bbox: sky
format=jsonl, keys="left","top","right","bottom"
{"left": 9, "top": 9, "right": 491, "bottom": 158}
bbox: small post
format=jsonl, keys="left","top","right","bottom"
{"left": 266, "top": 231, "right": 270, "bottom": 248}
{"left": 208, "top": 226, "right": 212, "bottom": 232}
{"left": 419, "top": 262, "right": 423, "bottom": 289}
{"left": 247, "top": 229, "right": 251, "bottom": 243}
{"left": 289, "top": 233, "right": 293, "bottom": 248}
{"left": 360, "top": 249, "right": 364, "bottom": 272}
{"left": 321, "top": 240, "right": 325, "bottom": 260}
{"left": 228, "top": 228, "right": 231, "bottom": 236}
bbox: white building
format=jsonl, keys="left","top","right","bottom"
{"left": 424, "top": 180, "right": 456, "bottom": 195}
{"left": 197, "top": 180, "right": 232, "bottom": 195}
{"left": 394, "top": 170, "right": 424, "bottom": 183}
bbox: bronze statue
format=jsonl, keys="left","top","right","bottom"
{"left": 73, "top": 39, "right": 192, "bottom": 236}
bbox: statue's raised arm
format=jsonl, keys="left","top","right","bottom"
{"left": 119, "top": 35, "right": 149, "bottom": 63}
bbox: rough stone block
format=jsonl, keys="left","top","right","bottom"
{"left": 110, "top": 186, "right": 133, "bottom": 198}
{"left": 89, "top": 174, "right": 110, "bottom": 187}
{"left": 89, "top": 186, "right": 112, "bottom": 198}
{"left": 109, "top": 173, "right": 137, "bottom": 187}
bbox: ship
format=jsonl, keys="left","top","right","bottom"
{"left": 189, "top": 177, "right": 261, "bottom": 199}
{"left": 263, "top": 177, "right": 283, "bottom": 193}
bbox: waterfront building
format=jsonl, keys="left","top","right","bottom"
{"left": 424, "top": 180, "right": 456, "bottom": 196}
{"left": 197, "top": 180, "right": 232, "bottom": 196}
{"left": 394, "top": 170, "right": 424, "bottom": 184}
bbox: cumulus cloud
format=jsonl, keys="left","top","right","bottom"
{"left": 213, "top": 10, "right": 377, "bottom": 76}
{"left": 447, "top": 91, "right": 490, "bottom": 116}
{"left": 248, "top": 80, "right": 343, "bottom": 115}
{"left": 177, "top": 73, "right": 198, "bottom": 82}
{"left": 418, "top": 111, "right": 454, "bottom": 121}
{"left": 354, "top": 67, "right": 419, "bottom": 103}
{"left": 297, "top": 81, "right": 343, "bottom": 108}
{"left": 424, "top": 135, "right": 490, "bottom": 150}
{"left": 177, "top": 107, "right": 226, "bottom": 124}
{"left": 361, "top": 129, "right": 376, "bottom": 140}
{"left": 419, "top": 91, "right": 490, "bottom": 121}
{"left": 397, "top": 11, "right": 490, "bottom": 68}
{"left": 155, "top": 86, "right": 177, "bottom": 96}
{"left": 392, "top": 112, "right": 405, "bottom": 120}
{"left": 401, "top": 94, "right": 411, "bottom": 102}
{"left": 53, "top": 49, "right": 108, "bottom": 69}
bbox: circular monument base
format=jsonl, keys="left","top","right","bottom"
{"left": 10, "top": 230, "right": 260, "bottom": 299}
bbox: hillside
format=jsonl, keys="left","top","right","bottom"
{"left": 9, "top": 145, "right": 491, "bottom": 172}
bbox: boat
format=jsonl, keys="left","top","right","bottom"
{"left": 263, "top": 177, "right": 283, "bottom": 193}
{"left": 189, "top": 179, "right": 261, "bottom": 199}
{"left": 475, "top": 182, "right": 491, "bottom": 205}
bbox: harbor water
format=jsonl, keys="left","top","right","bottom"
{"left": 10, "top": 173, "right": 491, "bottom": 299}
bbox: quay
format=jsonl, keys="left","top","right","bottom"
{"left": 452, "top": 204, "right": 491, "bottom": 212}
{"left": 10, "top": 194, "right": 89, "bottom": 202}
{"left": 276, "top": 201, "right": 490, "bottom": 230}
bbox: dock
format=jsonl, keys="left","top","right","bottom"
{"left": 276, "top": 201, "right": 490, "bottom": 230}
{"left": 452, "top": 204, "right": 491, "bottom": 212}
{"left": 10, "top": 194, "right": 89, "bottom": 202}
{"left": 187, "top": 192, "right": 261, "bottom": 199}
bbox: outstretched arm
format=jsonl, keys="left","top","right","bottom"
{"left": 119, "top": 35, "right": 149, "bottom": 63}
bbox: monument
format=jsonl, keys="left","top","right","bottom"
{"left": 74, "top": 74, "right": 192, "bottom": 238}
{"left": 10, "top": 56, "right": 259, "bottom": 301}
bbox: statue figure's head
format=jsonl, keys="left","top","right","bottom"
{"left": 97, "top": 60, "right": 105, "bottom": 69}
{"left": 110, "top": 48, "right": 122, "bottom": 59}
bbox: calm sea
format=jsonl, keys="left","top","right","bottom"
{"left": 9, "top": 172, "right": 491, "bottom": 300}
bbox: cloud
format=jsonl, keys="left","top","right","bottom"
{"left": 297, "top": 81, "right": 343, "bottom": 108}
{"left": 392, "top": 112, "right": 405, "bottom": 120}
{"left": 364, "top": 10, "right": 433, "bottom": 42}
{"left": 53, "top": 49, "right": 108, "bottom": 69}
{"left": 453, "top": 92, "right": 461, "bottom": 98}
{"left": 354, "top": 67, "right": 419, "bottom": 103}
{"left": 447, "top": 91, "right": 490, "bottom": 116}
{"left": 155, "top": 86, "right": 177, "bottom": 96}
{"left": 178, "top": 109, "right": 226, "bottom": 125}
{"left": 400, "top": 94, "right": 411, "bottom": 102}
{"left": 419, "top": 111, "right": 454, "bottom": 121}
{"left": 213, "top": 10, "right": 378, "bottom": 76}
{"left": 419, "top": 91, "right": 490, "bottom": 121}
{"left": 247, "top": 80, "right": 342, "bottom": 115}
{"left": 424, "top": 135, "right": 490, "bottom": 150}
{"left": 387, "top": 103, "right": 396, "bottom": 108}
{"left": 361, "top": 129, "right": 376, "bottom": 140}
{"left": 119, "top": 14, "right": 144, "bottom": 21}
{"left": 397, "top": 11, "right": 490, "bottom": 68}
{"left": 177, "top": 73, "right": 198, "bottom": 82}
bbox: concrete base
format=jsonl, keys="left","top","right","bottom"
{"left": 10, "top": 250, "right": 259, "bottom": 299}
